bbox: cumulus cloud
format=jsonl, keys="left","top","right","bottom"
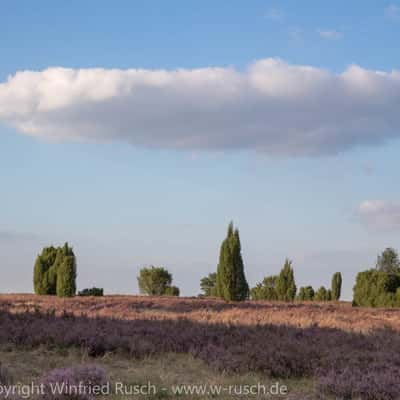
{"left": 358, "top": 200, "right": 400, "bottom": 230}
{"left": 1, "top": 58, "right": 400, "bottom": 156}
{"left": 318, "top": 30, "right": 343, "bottom": 40}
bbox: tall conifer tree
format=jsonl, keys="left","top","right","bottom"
{"left": 56, "top": 254, "right": 77, "bottom": 297}
{"left": 216, "top": 222, "right": 249, "bottom": 301}
{"left": 331, "top": 272, "right": 342, "bottom": 301}
{"left": 276, "top": 259, "right": 297, "bottom": 301}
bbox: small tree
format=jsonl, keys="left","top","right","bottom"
{"left": 137, "top": 266, "right": 172, "bottom": 296}
{"left": 164, "top": 286, "right": 180, "bottom": 296}
{"left": 315, "top": 286, "right": 330, "bottom": 301}
{"left": 200, "top": 273, "right": 217, "bottom": 297}
{"left": 377, "top": 248, "right": 400, "bottom": 274}
{"left": 304, "top": 286, "right": 315, "bottom": 300}
{"left": 276, "top": 259, "right": 297, "bottom": 301}
{"left": 250, "top": 276, "right": 279, "bottom": 300}
{"left": 216, "top": 222, "right": 249, "bottom": 302}
{"left": 331, "top": 272, "right": 342, "bottom": 301}
{"left": 297, "top": 286, "right": 314, "bottom": 301}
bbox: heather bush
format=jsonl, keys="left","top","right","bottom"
{"left": 318, "top": 364, "right": 400, "bottom": 400}
{"left": 0, "top": 363, "right": 12, "bottom": 384}
{"left": 38, "top": 364, "right": 107, "bottom": 400}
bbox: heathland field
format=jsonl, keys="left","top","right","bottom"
{"left": 1, "top": 295, "right": 400, "bottom": 399}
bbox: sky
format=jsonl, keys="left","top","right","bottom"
{"left": 1, "top": 0, "right": 400, "bottom": 299}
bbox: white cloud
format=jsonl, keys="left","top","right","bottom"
{"left": 318, "top": 30, "right": 343, "bottom": 40}
{"left": 358, "top": 200, "right": 400, "bottom": 230}
{"left": 385, "top": 4, "right": 400, "bottom": 19}
{"left": 1, "top": 58, "right": 400, "bottom": 156}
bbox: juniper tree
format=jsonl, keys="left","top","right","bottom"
{"left": 216, "top": 222, "right": 249, "bottom": 302}
{"left": 250, "top": 276, "right": 279, "bottom": 300}
{"left": 353, "top": 268, "right": 400, "bottom": 307}
{"left": 276, "top": 259, "right": 297, "bottom": 301}
{"left": 331, "top": 272, "right": 342, "bottom": 301}
{"left": 304, "top": 286, "right": 315, "bottom": 300}
{"left": 33, "top": 246, "right": 58, "bottom": 295}
{"left": 376, "top": 248, "right": 400, "bottom": 274}
{"left": 33, "top": 257, "right": 47, "bottom": 295}
{"left": 56, "top": 255, "right": 77, "bottom": 297}
{"left": 33, "top": 243, "right": 77, "bottom": 297}
{"left": 315, "top": 286, "right": 329, "bottom": 301}
{"left": 297, "top": 286, "right": 314, "bottom": 301}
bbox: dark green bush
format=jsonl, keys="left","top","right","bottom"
{"left": 164, "top": 286, "right": 180, "bottom": 296}
{"left": 78, "top": 287, "right": 104, "bottom": 297}
{"left": 250, "top": 276, "right": 279, "bottom": 300}
{"left": 353, "top": 268, "right": 400, "bottom": 307}
{"left": 296, "top": 286, "right": 315, "bottom": 301}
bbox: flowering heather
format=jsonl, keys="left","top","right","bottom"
{"left": 1, "top": 295, "right": 400, "bottom": 399}
{"left": 0, "top": 363, "right": 12, "bottom": 385}
{"left": 317, "top": 365, "right": 400, "bottom": 400}
{"left": 38, "top": 365, "right": 107, "bottom": 400}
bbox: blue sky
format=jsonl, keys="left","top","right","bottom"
{"left": 1, "top": 0, "right": 400, "bottom": 298}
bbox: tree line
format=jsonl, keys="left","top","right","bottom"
{"left": 32, "top": 223, "right": 400, "bottom": 308}
{"left": 199, "top": 224, "right": 341, "bottom": 302}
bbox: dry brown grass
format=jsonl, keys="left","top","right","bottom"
{"left": 1, "top": 294, "right": 400, "bottom": 333}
